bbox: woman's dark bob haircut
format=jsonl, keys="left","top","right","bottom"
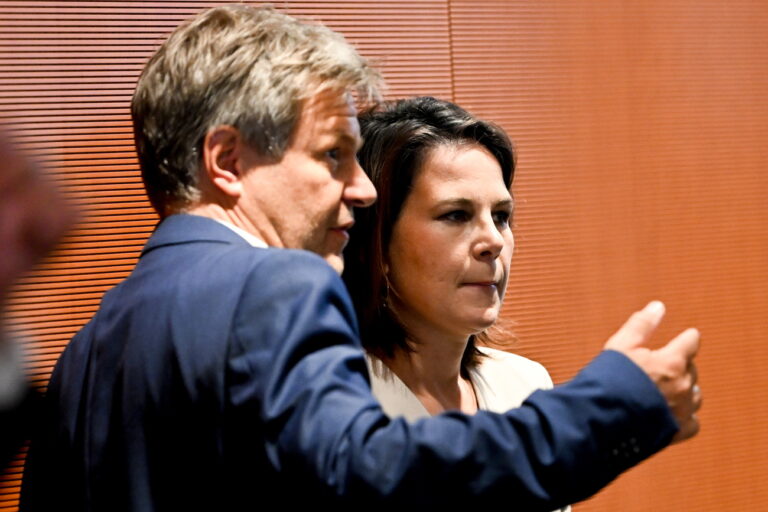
{"left": 343, "top": 96, "right": 516, "bottom": 375}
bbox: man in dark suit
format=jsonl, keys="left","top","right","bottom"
{"left": 22, "top": 5, "right": 701, "bottom": 510}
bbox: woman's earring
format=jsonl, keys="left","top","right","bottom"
{"left": 382, "top": 264, "right": 391, "bottom": 310}
{"left": 382, "top": 279, "right": 390, "bottom": 309}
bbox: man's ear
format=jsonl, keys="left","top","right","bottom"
{"left": 201, "top": 125, "right": 244, "bottom": 198}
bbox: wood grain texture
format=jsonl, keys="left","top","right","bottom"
{"left": 1, "top": 1, "right": 766, "bottom": 510}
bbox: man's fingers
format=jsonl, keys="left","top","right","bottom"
{"left": 693, "top": 384, "right": 703, "bottom": 411}
{"left": 604, "top": 301, "right": 703, "bottom": 446}
{"left": 661, "top": 332, "right": 702, "bottom": 445}
{"left": 671, "top": 414, "right": 700, "bottom": 444}
{"left": 667, "top": 380, "right": 702, "bottom": 444}
{"left": 605, "top": 300, "right": 666, "bottom": 351}
{"left": 658, "top": 327, "right": 700, "bottom": 362}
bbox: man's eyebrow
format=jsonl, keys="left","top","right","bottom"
{"left": 334, "top": 130, "right": 363, "bottom": 151}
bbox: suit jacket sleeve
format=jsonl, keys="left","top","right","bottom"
{"left": 228, "top": 250, "right": 678, "bottom": 509}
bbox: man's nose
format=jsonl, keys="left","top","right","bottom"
{"left": 344, "top": 160, "right": 377, "bottom": 208}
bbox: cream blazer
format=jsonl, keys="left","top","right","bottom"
{"left": 366, "top": 346, "right": 571, "bottom": 512}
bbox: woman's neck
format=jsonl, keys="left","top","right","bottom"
{"left": 380, "top": 330, "right": 478, "bottom": 415}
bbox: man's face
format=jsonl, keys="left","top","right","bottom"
{"left": 238, "top": 88, "right": 376, "bottom": 273}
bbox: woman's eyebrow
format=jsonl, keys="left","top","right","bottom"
{"left": 433, "top": 198, "right": 473, "bottom": 208}
{"left": 433, "top": 198, "right": 513, "bottom": 209}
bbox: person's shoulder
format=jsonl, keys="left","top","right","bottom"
{"left": 476, "top": 346, "right": 554, "bottom": 389}
{"left": 227, "top": 247, "right": 360, "bottom": 355}
{"left": 229, "top": 247, "right": 354, "bottom": 319}
{"left": 235, "top": 247, "right": 343, "bottom": 291}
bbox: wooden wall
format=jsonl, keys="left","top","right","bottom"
{"left": 1, "top": 1, "right": 766, "bottom": 510}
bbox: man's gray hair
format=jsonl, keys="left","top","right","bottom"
{"left": 132, "top": 4, "right": 382, "bottom": 215}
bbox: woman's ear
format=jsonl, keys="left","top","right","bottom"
{"left": 201, "top": 125, "right": 244, "bottom": 198}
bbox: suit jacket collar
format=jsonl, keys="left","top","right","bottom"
{"left": 141, "top": 214, "right": 251, "bottom": 257}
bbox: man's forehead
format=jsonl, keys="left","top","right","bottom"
{"left": 295, "top": 89, "right": 360, "bottom": 139}
{"left": 301, "top": 89, "right": 357, "bottom": 119}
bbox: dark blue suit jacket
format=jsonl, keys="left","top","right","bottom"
{"left": 22, "top": 214, "right": 677, "bottom": 510}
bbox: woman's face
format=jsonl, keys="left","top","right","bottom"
{"left": 387, "top": 143, "right": 514, "bottom": 341}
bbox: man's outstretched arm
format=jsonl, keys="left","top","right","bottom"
{"left": 231, "top": 252, "right": 700, "bottom": 508}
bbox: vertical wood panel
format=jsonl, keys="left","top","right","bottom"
{"left": 1, "top": 1, "right": 766, "bottom": 510}
{"left": 449, "top": 1, "right": 768, "bottom": 511}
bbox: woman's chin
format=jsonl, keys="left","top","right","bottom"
{"left": 465, "top": 316, "right": 499, "bottom": 335}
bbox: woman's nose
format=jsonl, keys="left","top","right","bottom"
{"left": 473, "top": 217, "right": 505, "bottom": 261}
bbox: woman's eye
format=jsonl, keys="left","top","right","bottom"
{"left": 440, "top": 210, "right": 470, "bottom": 223}
{"left": 493, "top": 211, "right": 511, "bottom": 226}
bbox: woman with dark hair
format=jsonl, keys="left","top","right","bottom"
{"left": 344, "top": 97, "right": 561, "bottom": 428}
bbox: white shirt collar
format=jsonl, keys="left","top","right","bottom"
{"left": 211, "top": 219, "right": 268, "bottom": 248}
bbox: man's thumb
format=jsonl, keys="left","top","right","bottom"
{"left": 605, "top": 300, "right": 666, "bottom": 351}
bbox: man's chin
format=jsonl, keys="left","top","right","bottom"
{"left": 324, "top": 253, "right": 344, "bottom": 274}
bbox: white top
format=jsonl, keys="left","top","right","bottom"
{"left": 366, "top": 346, "right": 571, "bottom": 512}
{"left": 366, "top": 345, "right": 554, "bottom": 421}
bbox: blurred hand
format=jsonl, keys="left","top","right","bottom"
{"left": 604, "top": 301, "right": 701, "bottom": 444}
{"left": 0, "top": 131, "right": 76, "bottom": 305}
